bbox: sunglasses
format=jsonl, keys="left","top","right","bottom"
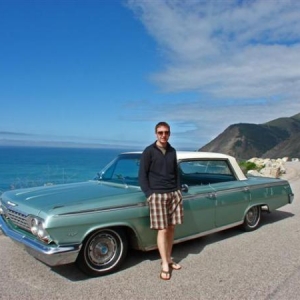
{"left": 157, "top": 131, "right": 170, "bottom": 135}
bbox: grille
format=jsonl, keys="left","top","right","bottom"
{"left": 6, "top": 209, "right": 31, "bottom": 232}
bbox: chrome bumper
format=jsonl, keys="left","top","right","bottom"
{"left": 0, "top": 216, "right": 82, "bottom": 266}
{"left": 289, "top": 193, "right": 294, "bottom": 204}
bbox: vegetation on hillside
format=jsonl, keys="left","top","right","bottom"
{"left": 238, "top": 161, "right": 261, "bottom": 175}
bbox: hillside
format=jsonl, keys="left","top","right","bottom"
{"left": 199, "top": 113, "right": 300, "bottom": 160}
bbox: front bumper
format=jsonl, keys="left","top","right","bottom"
{"left": 0, "top": 216, "right": 82, "bottom": 267}
{"left": 289, "top": 193, "right": 294, "bottom": 204}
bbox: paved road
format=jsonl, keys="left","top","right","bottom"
{"left": 1, "top": 162, "right": 300, "bottom": 300}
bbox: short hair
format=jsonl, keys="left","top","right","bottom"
{"left": 155, "top": 121, "right": 170, "bottom": 133}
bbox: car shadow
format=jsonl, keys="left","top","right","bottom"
{"left": 51, "top": 209, "right": 294, "bottom": 281}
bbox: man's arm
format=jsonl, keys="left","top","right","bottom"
{"left": 138, "top": 149, "right": 152, "bottom": 198}
{"left": 175, "top": 153, "right": 181, "bottom": 191}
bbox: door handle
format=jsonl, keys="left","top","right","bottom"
{"left": 207, "top": 192, "right": 216, "bottom": 199}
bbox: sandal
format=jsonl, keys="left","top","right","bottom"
{"left": 169, "top": 262, "right": 181, "bottom": 270}
{"left": 160, "top": 269, "right": 171, "bottom": 280}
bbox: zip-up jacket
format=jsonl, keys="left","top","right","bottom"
{"left": 138, "top": 142, "right": 181, "bottom": 198}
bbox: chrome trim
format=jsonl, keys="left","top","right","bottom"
{"left": 184, "top": 186, "right": 249, "bottom": 200}
{"left": 289, "top": 193, "right": 294, "bottom": 204}
{"left": 212, "top": 187, "right": 246, "bottom": 195}
{"left": 1, "top": 201, "right": 32, "bottom": 232}
{"left": 58, "top": 202, "right": 147, "bottom": 216}
{"left": 0, "top": 216, "right": 81, "bottom": 266}
{"left": 143, "top": 221, "right": 243, "bottom": 251}
{"left": 247, "top": 181, "right": 289, "bottom": 190}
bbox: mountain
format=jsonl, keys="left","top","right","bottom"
{"left": 199, "top": 113, "right": 300, "bottom": 160}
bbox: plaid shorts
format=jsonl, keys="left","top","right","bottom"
{"left": 147, "top": 190, "right": 183, "bottom": 229}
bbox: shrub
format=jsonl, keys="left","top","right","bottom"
{"left": 239, "top": 161, "right": 258, "bottom": 175}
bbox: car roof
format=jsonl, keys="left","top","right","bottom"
{"left": 121, "top": 151, "right": 247, "bottom": 180}
{"left": 122, "top": 151, "right": 234, "bottom": 160}
{"left": 177, "top": 151, "right": 235, "bottom": 160}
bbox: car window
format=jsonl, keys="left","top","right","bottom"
{"left": 99, "top": 155, "right": 140, "bottom": 185}
{"left": 113, "top": 158, "right": 140, "bottom": 179}
{"left": 179, "top": 160, "right": 236, "bottom": 186}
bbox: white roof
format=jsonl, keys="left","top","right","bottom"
{"left": 176, "top": 151, "right": 234, "bottom": 160}
{"left": 177, "top": 151, "right": 247, "bottom": 180}
{"left": 125, "top": 150, "right": 234, "bottom": 160}
{"left": 123, "top": 150, "right": 247, "bottom": 180}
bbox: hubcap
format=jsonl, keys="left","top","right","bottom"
{"left": 100, "top": 245, "right": 108, "bottom": 255}
{"left": 247, "top": 207, "right": 258, "bottom": 225}
{"left": 88, "top": 233, "right": 117, "bottom": 265}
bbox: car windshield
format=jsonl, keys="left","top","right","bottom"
{"left": 96, "top": 153, "right": 141, "bottom": 186}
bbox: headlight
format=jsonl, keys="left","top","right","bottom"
{"left": 37, "top": 227, "right": 47, "bottom": 238}
{"left": 30, "top": 217, "right": 40, "bottom": 235}
{"left": 28, "top": 216, "right": 52, "bottom": 243}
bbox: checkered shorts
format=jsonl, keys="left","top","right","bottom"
{"left": 147, "top": 190, "right": 183, "bottom": 229}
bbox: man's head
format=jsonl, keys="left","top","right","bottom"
{"left": 155, "top": 122, "right": 171, "bottom": 147}
{"left": 155, "top": 122, "right": 170, "bottom": 133}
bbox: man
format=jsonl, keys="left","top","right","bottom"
{"left": 138, "top": 121, "right": 183, "bottom": 280}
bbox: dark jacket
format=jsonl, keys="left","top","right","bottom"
{"left": 138, "top": 142, "right": 180, "bottom": 198}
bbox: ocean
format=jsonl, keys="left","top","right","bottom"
{"left": 0, "top": 146, "right": 133, "bottom": 192}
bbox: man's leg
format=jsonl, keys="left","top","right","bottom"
{"left": 157, "top": 228, "right": 170, "bottom": 279}
{"left": 166, "top": 225, "right": 175, "bottom": 263}
{"left": 166, "top": 225, "right": 181, "bottom": 269}
{"left": 166, "top": 191, "right": 182, "bottom": 270}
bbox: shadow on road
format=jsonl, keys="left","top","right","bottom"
{"left": 51, "top": 209, "right": 294, "bottom": 281}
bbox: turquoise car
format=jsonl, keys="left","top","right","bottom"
{"left": 0, "top": 151, "right": 294, "bottom": 276}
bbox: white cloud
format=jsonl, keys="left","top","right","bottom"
{"left": 129, "top": 0, "right": 300, "bottom": 94}
{"left": 126, "top": 0, "right": 300, "bottom": 147}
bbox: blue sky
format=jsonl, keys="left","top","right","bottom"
{"left": 1, "top": 0, "right": 300, "bottom": 151}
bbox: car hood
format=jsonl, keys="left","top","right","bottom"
{"left": 1, "top": 180, "right": 143, "bottom": 216}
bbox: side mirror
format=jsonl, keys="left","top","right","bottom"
{"left": 181, "top": 184, "right": 189, "bottom": 192}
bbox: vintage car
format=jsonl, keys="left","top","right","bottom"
{"left": 0, "top": 151, "right": 294, "bottom": 276}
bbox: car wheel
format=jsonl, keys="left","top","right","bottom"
{"left": 77, "top": 228, "right": 128, "bottom": 276}
{"left": 243, "top": 206, "right": 261, "bottom": 231}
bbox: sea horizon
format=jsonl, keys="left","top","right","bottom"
{"left": 0, "top": 139, "right": 139, "bottom": 150}
{"left": 0, "top": 145, "right": 134, "bottom": 192}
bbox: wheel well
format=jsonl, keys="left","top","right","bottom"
{"left": 245, "top": 204, "right": 269, "bottom": 216}
{"left": 261, "top": 204, "right": 270, "bottom": 212}
{"left": 123, "top": 226, "right": 140, "bottom": 250}
{"left": 82, "top": 225, "right": 140, "bottom": 251}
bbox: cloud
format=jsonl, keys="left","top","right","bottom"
{"left": 126, "top": 0, "right": 300, "bottom": 146}
{"left": 128, "top": 0, "right": 300, "bottom": 96}
{"left": 0, "top": 131, "right": 34, "bottom": 137}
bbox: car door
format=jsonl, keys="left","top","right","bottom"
{"left": 177, "top": 158, "right": 251, "bottom": 233}
{"left": 175, "top": 160, "right": 216, "bottom": 238}
{"left": 200, "top": 159, "right": 251, "bottom": 228}
{"left": 211, "top": 181, "right": 250, "bottom": 227}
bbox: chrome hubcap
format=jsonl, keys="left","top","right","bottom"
{"left": 88, "top": 234, "right": 117, "bottom": 265}
{"left": 247, "top": 207, "right": 258, "bottom": 225}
